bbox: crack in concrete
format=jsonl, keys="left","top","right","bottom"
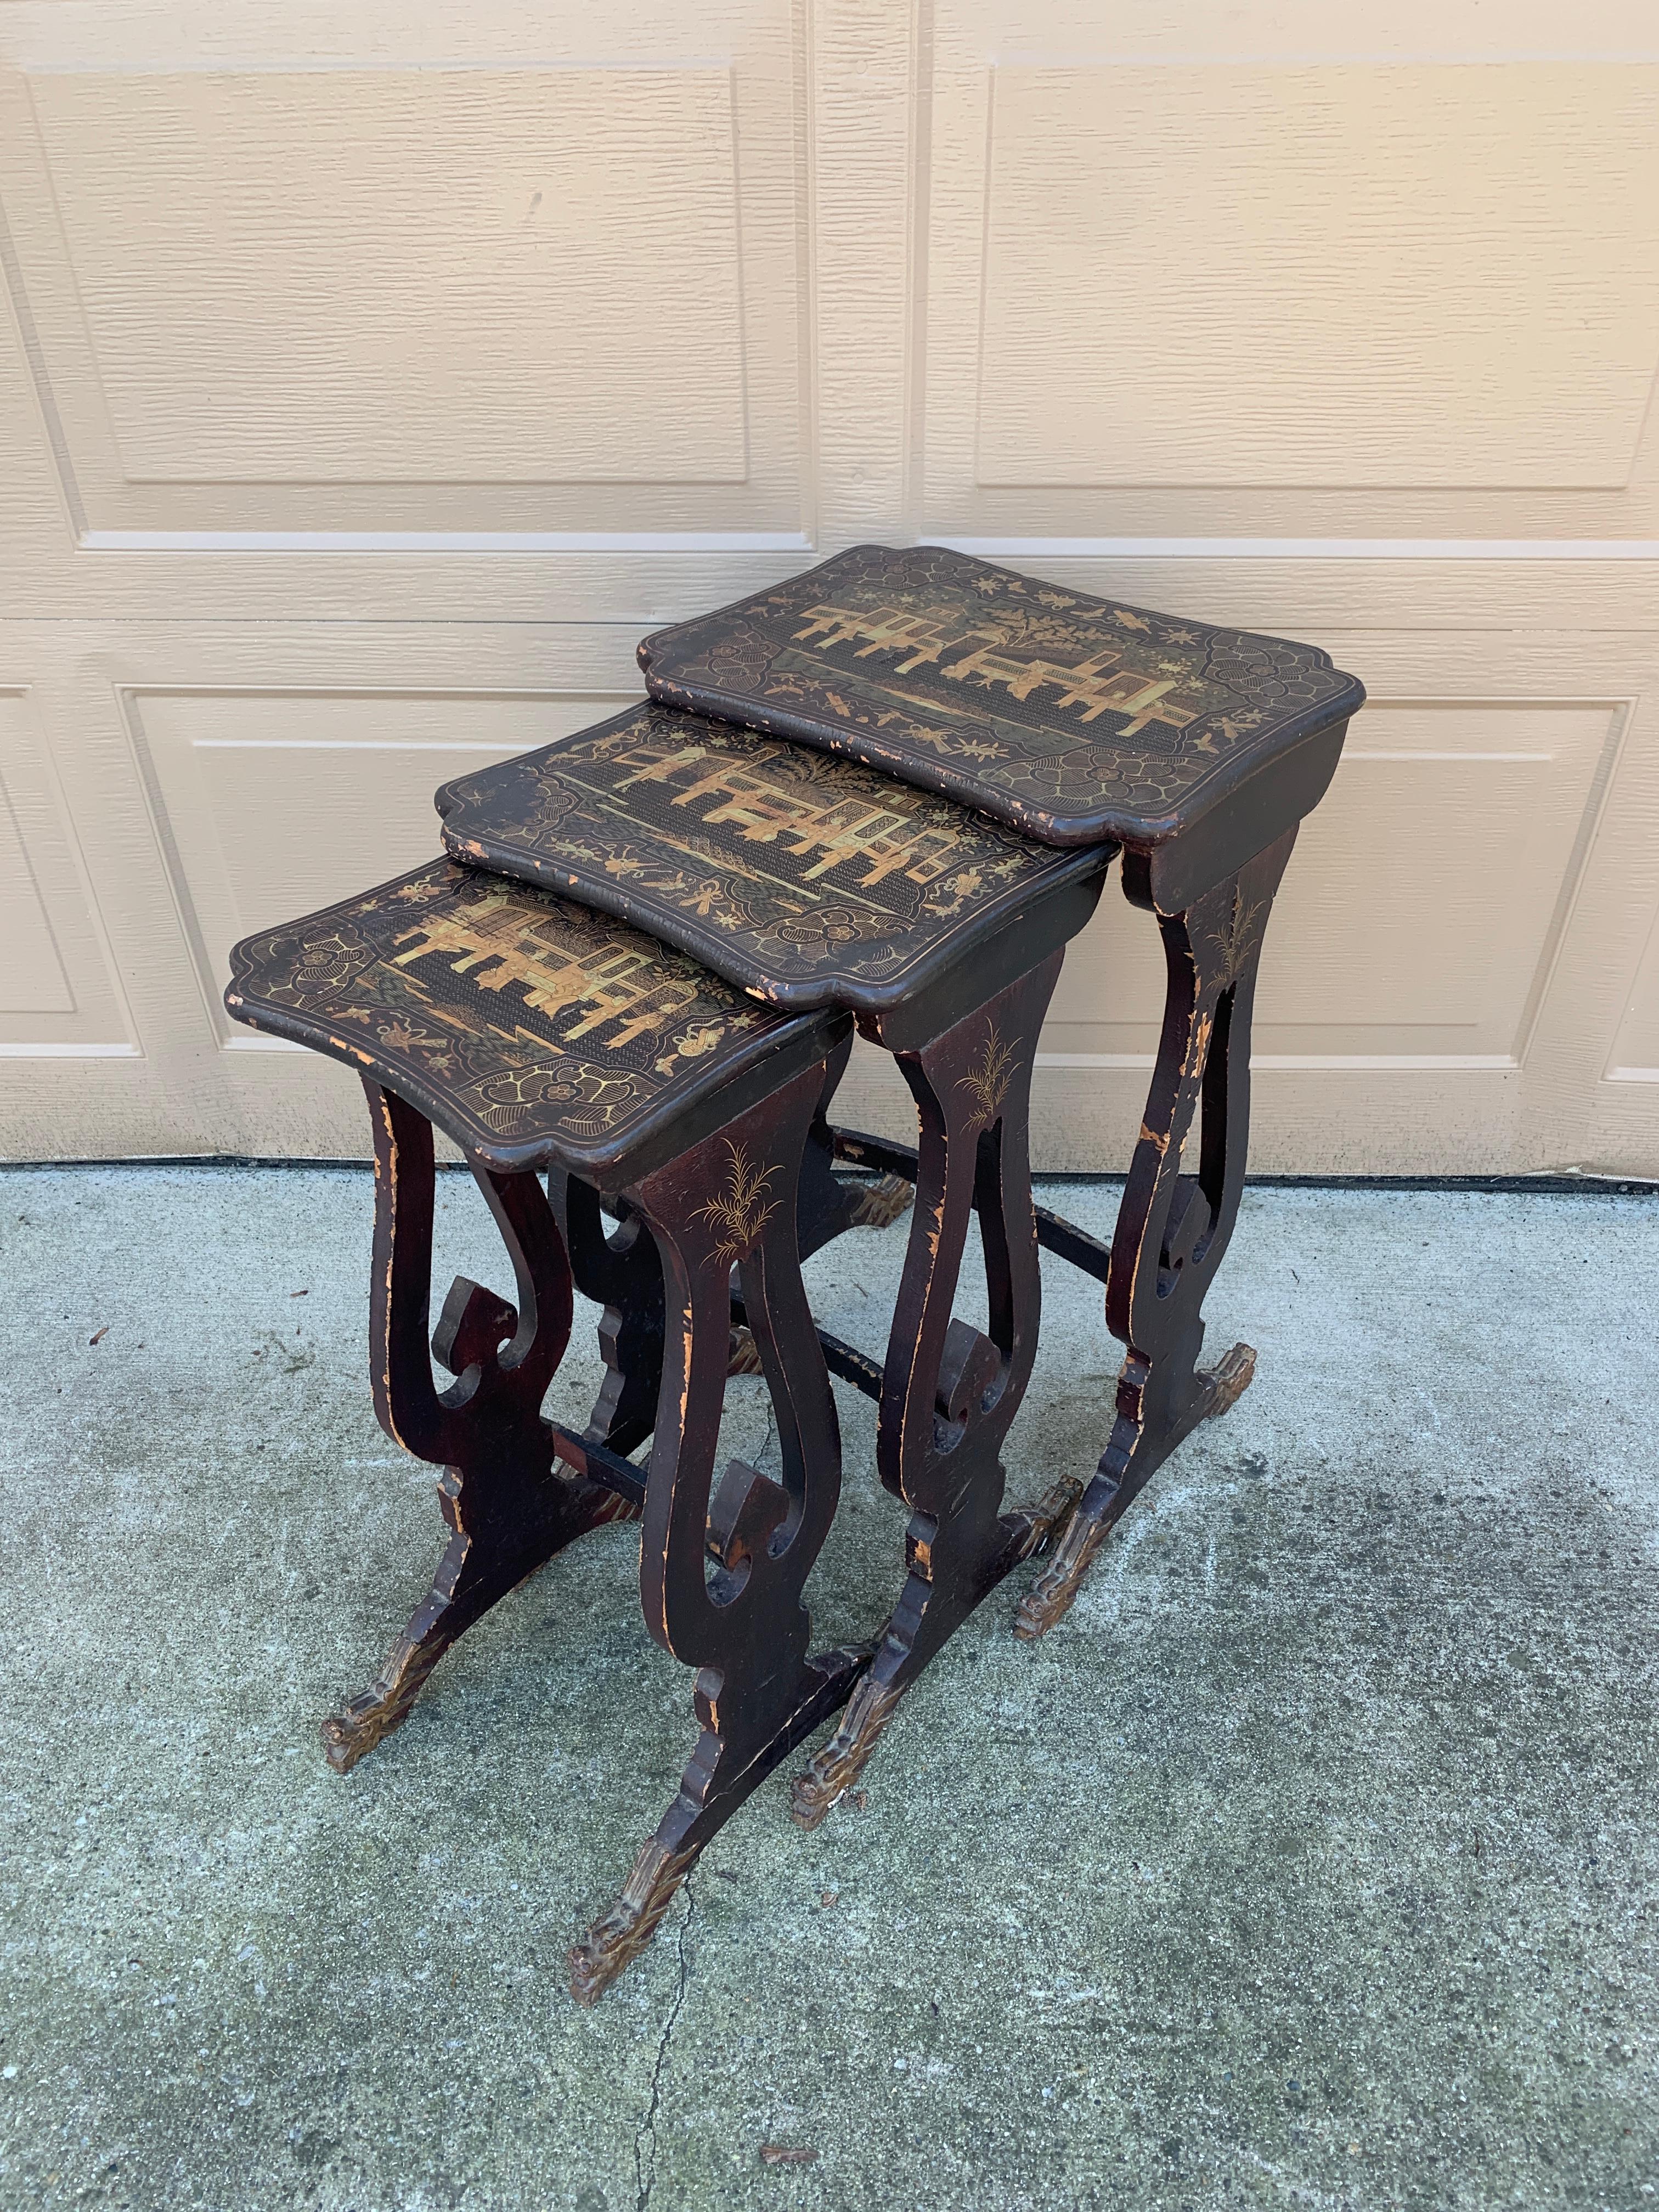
{"left": 633, "top": 1873, "right": 696, "bottom": 2212}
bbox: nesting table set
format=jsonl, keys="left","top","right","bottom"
{"left": 225, "top": 545, "right": 1363, "bottom": 2002}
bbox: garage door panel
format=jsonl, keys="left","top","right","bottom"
{"left": 1255, "top": 707, "right": 1617, "bottom": 1060}
{"left": 1044, "top": 698, "right": 1620, "bottom": 1069}
{"left": 1589, "top": 897, "right": 1659, "bottom": 1172}
{"left": 0, "top": 710, "right": 75, "bottom": 1020}
{"left": 1607, "top": 919, "right": 1659, "bottom": 1081}
{"left": 0, "top": 684, "right": 134, "bottom": 1053}
{"left": 974, "top": 63, "right": 1659, "bottom": 495}
{"left": 923, "top": 18, "right": 1659, "bottom": 540}
{"left": 33, "top": 69, "right": 749, "bottom": 488}
{"left": 0, "top": 0, "right": 807, "bottom": 540}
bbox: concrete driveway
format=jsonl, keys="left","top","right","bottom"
{"left": 2, "top": 1167, "right": 1655, "bottom": 2211}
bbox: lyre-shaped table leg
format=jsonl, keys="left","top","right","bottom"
{"left": 323, "top": 1081, "right": 639, "bottom": 1775}
{"left": 569, "top": 1051, "right": 865, "bottom": 2004}
{"left": 1015, "top": 827, "right": 1298, "bottom": 1640}
{"left": 560, "top": 1037, "right": 912, "bottom": 1432}
{"left": 791, "top": 952, "right": 1077, "bottom": 1826}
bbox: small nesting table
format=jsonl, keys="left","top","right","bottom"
{"left": 227, "top": 543, "right": 1362, "bottom": 2002}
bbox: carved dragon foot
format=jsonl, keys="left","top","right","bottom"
{"left": 785, "top": 1481, "right": 1082, "bottom": 1827}
{"left": 1011, "top": 1472, "right": 1088, "bottom": 1562}
{"left": 789, "top": 1674, "right": 906, "bottom": 1830}
{"left": 568, "top": 1838, "right": 700, "bottom": 2006}
{"left": 1013, "top": 1344, "right": 1257, "bottom": 1643}
{"left": 320, "top": 1635, "right": 448, "bottom": 1775}
{"left": 727, "top": 1324, "right": 765, "bottom": 1376}
{"left": 1011, "top": 1510, "right": 1113, "bottom": 1646}
{"left": 1200, "top": 1341, "right": 1257, "bottom": 1422}
{"left": 845, "top": 1171, "right": 915, "bottom": 1232}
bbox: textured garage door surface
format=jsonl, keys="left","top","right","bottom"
{"left": 2, "top": 0, "right": 1656, "bottom": 1171}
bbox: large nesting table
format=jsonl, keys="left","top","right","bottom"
{"left": 228, "top": 544, "right": 1362, "bottom": 2000}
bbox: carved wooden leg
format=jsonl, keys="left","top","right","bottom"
{"left": 791, "top": 953, "right": 1076, "bottom": 1826}
{"left": 324, "top": 1082, "right": 638, "bottom": 1775}
{"left": 564, "top": 1039, "right": 910, "bottom": 1419}
{"left": 728, "top": 1035, "right": 913, "bottom": 1374}
{"left": 569, "top": 1054, "right": 865, "bottom": 2004}
{"left": 1015, "top": 828, "right": 1298, "bottom": 1641}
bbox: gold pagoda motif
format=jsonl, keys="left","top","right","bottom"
{"left": 793, "top": 603, "right": 969, "bottom": 672}
{"left": 392, "top": 886, "right": 698, "bottom": 1051}
{"left": 611, "top": 735, "right": 971, "bottom": 888}
{"left": 791, "top": 603, "right": 1199, "bottom": 741}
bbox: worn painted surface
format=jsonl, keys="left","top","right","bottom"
{"left": 637, "top": 545, "right": 1361, "bottom": 845}
{"left": 435, "top": 700, "right": 1103, "bottom": 1012}
{"left": 2, "top": 1164, "right": 1656, "bottom": 2207}
{"left": 224, "top": 859, "right": 840, "bottom": 1175}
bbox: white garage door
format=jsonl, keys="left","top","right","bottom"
{"left": 2, "top": 0, "right": 1656, "bottom": 1173}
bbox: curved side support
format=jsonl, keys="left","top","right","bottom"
{"left": 571, "top": 1053, "right": 864, "bottom": 2004}
{"left": 324, "top": 1081, "right": 638, "bottom": 1775}
{"left": 363, "top": 1082, "right": 458, "bottom": 1465}
{"left": 1016, "top": 827, "right": 1297, "bottom": 1641}
{"left": 792, "top": 952, "right": 1066, "bottom": 1825}
{"left": 561, "top": 1040, "right": 909, "bottom": 1451}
